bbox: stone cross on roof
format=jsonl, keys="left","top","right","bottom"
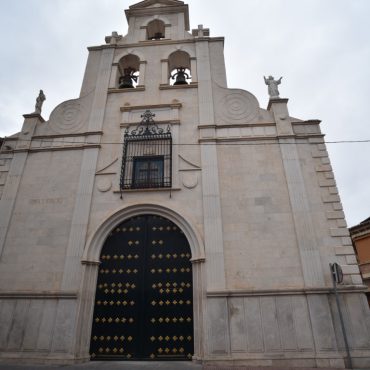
{"left": 192, "top": 24, "right": 210, "bottom": 37}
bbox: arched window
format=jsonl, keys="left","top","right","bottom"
{"left": 118, "top": 54, "right": 140, "bottom": 89}
{"left": 147, "top": 19, "right": 165, "bottom": 40}
{"left": 168, "top": 51, "right": 192, "bottom": 86}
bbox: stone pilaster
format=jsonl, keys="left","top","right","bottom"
{"left": 268, "top": 99, "right": 325, "bottom": 286}
{"left": 61, "top": 47, "right": 114, "bottom": 291}
{"left": 196, "top": 39, "right": 226, "bottom": 290}
{"left": 0, "top": 113, "right": 43, "bottom": 259}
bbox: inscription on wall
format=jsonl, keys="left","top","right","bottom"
{"left": 29, "top": 198, "right": 64, "bottom": 205}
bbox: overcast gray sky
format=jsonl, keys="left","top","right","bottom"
{"left": 0, "top": 0, "right": 369, "bottom": 227}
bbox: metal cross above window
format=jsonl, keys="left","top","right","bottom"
{"left": 120, "top": 111, "right": 172, "bottom": 190}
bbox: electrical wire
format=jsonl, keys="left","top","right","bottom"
{"left": 1, "top": 138, "right": 370, "bottom": 147}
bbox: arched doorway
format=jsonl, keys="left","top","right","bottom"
{"left": 89, "top": 214, "right": 194, "bottom": 361}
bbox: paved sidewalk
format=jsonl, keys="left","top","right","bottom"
{"left": 0, "top": 362, "right": 357, "bottom": 370}
{"left": 0, "top": 361, "right": 201, "bottom": 370}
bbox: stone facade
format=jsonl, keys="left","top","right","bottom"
{"left": 0, "top": 0, "right": 370, "bottom": 367}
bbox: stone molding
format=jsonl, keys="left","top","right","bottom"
{"left": 159, "top": 83, "right": 198, "bottom": 90}
{"left": 207, "top": 286, "right": 367, "bottom": 297}
{"left": 25, "top": 145, "right": 100, "bottom": 153}
{"left": 113, "top": 187, "right": 181, "bottom": 193}
{"left": 120, "top": 120, "right": 180, "bottom": 128}
{"left": 198, "top": 123, "right": 276, "bottom": 129}
{"left": 0, "top": 132, "right": 103, "bottom": 155}
{"left": 108, "top": 86, "right": 145, "bottom": 93}
{"left": 0, "top": 292, "right": 78, "bottom": 299}
{"left": 267, "top": 98, "right": 289, "bottom": 110}
{"left": 292, "top": 119, "right": 322, "bottom": 125}
{"left": 22, "top": 113, "right": 45, "bottom": 122}
{"left": 82, "top": 202, "right": 206, "bottom": 262}
{"left": 120, "top": 103, "right": 182, "bottom": 111}
{"left": 120, "top": 103, "right": 182, "bottom": 129}
{"left": 32, "top": 131, "right": 103, "bottom": 139}
{"left": 198, "top": 134, "right": 324, "bottom": 143}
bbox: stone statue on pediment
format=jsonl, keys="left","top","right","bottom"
{"left": 34, "top": 90, "right": 46, "bottom": 114}
{"left": 264, "top": 76, "right": 282, "bottom": 99}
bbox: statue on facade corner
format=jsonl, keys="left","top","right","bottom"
{"left": 34, "top": 90, "right": 46, "bottom": 114}
{"left": 264, "top": 76, "right": 282, "bottom": 99}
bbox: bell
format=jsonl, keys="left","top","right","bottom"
{"left": 119, "top": 68, "right": 138, "bottom": 89}
{"left": 154, "top": 32, "right": 164, "bottom": 40}
{"left": 174, "top": 72, "right": 187, "bottom": 85}
{"left": 119, "top": 75, "right": 134, "bottom": 89}
{"left": 172, "top": 67, "right": 190, "bottom": 86}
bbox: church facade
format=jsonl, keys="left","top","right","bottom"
{"left": 0, "top": 0, "right": 370, "bottom": 367}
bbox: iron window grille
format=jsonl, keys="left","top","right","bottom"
{"left": 120, "top": 110, "right": 172, "bottom": 190}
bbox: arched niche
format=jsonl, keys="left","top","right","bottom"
{"left": 168, "top": 50, "right": 192, "bottom": 86}
{"left": 147, "top": 19, "right": 166, "bottom": 40}
{"left": 117, "top": 54, "right": 141, "bottom": 89}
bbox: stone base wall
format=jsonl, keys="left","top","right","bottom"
{"left": 204, "top": 292, "right": 370, "bottom": 369}
{"left": 1, "top": 291, "right": 370, "bottom": 367}
{"left": 0, "top": 295, "right": 78, "bottom": 363}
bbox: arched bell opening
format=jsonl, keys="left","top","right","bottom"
{"left": 118, "top": 54, "right": 140, "bottom": 89}
{"left": 89, "top": 214, "right": 194, "bottom": 361}
{"left": 168, "top": 51, "right": 192, "bottom": 86}
{"left": 147, "top": 19, "right": 166, "bottom": 40}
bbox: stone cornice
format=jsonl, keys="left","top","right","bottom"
{"left": 198, "top": 123, "right": 276, "bottom": 129}
{"left": 87, "top": 37, "right": 225, "bottom": 51}
{"left": 23, "top": 113, "right": 45, "bottom": 122}
{"left": 32, "top": 131, "right": 103, "bottom": 140}
{"left": 5, "top": 144, "right": 101, "bottom": 155}
{"left": 198, "top": 134, "right": 325, "bottom": 144}
{"left": 267, "top": 98, "right": 289, "bottom": 110}
{"left": 292, "top": 119, "right": 322, "bottom": 125}
{"left": 350, "top": 220, "right": 370, "bottom": 237}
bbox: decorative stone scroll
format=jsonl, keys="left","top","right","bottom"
{"left": 48, "top": 92, "right": 93, "bottom": 134}
{"left": 215, "top": 88, "right": 260, "bottom": 125}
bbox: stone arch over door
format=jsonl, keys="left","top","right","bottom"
{"left": 74, "top": 204, "right": 205, "bottom": 362}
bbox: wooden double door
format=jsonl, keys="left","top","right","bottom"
{"left": 90, "top": 215, "right": 194, "bottom": 360}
